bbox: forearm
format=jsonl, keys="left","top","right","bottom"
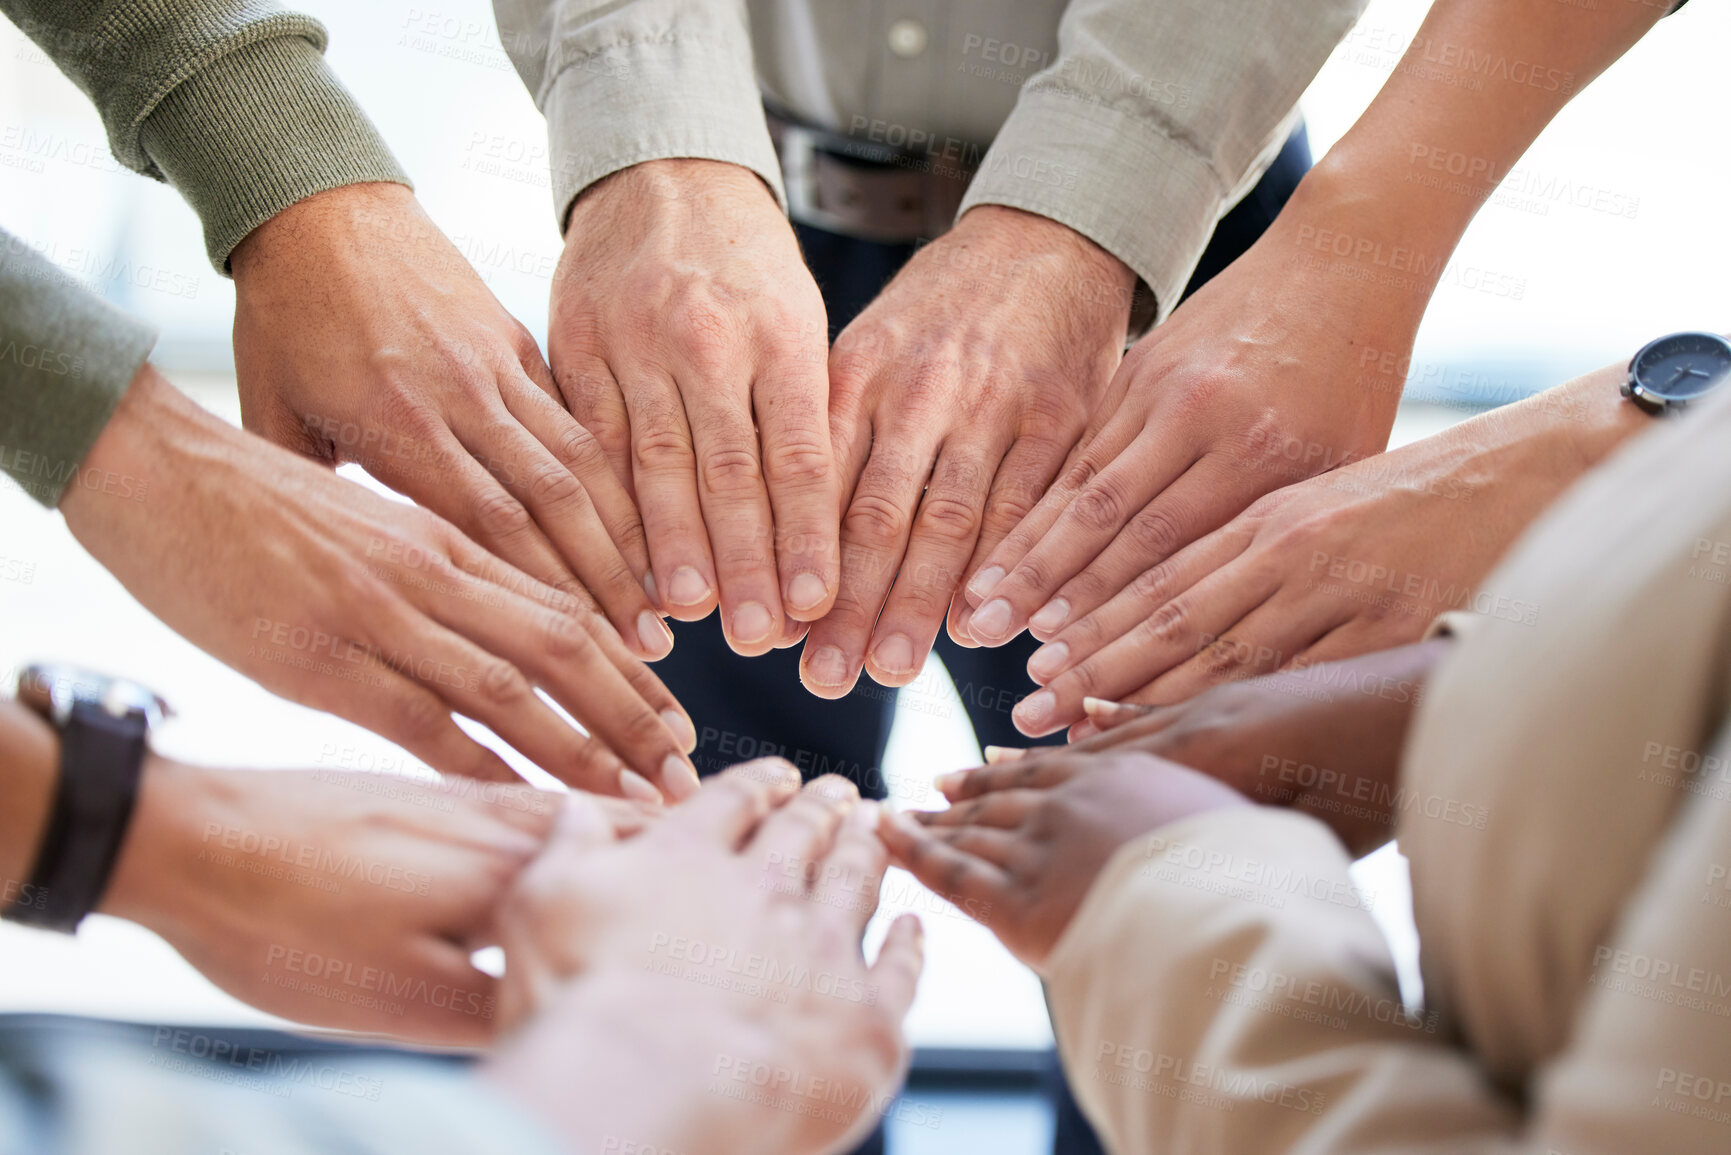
{"left": 1293, "top": 0, "right": 1665, "bottom": 308}
{"left": 0, "top": 700, "right": 60, "bottom": 892}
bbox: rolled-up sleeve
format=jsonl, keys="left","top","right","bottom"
{"left": 2, "top": 0, "right": 409, "bottom": 271}
{"left": 494, "top": 0, "right": 785, "bottom": 229}
{"left": 962, "top": 0, "right": 1367, "bottom": 323}
{"left": 0, "top": 230, "right": 155, "bottom": 507}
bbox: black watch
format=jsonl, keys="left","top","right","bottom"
{"left": 1622, "top": 332, "right": 1731, "bottom": 416}
{"left": 8, "top": 665, "right": 169, "bottom": 933}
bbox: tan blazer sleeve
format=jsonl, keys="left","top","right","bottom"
{"left": 1046, "top": 793, "right": 1731, "bottom": 1154}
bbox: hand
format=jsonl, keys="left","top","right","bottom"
{"left": 61, "top": 366, "right": 699, "bottom": 797}
{"left": 952, "top": 640, "right": 1447, "bottom": 858}
{"left": 803, "top": 205, "right": 1134, "bottom": 696}
{"left": 1007, "top": 364, "right": 1642, "bottom": 735}
{"left": 486, "top": 762, "right": 923, "bottom": 1155}
{"left": 230, "top": 182, "right": 670, "bottom": 662}
{"left": 99, "top": 755, "right": 604, "bottom": 1045}
{"left": 880, "top": 751, "right": 1246, "bottom": 970}
{"left": 954, "top": 175, "right": 1419, "bottom": 656}
{"left": 551, "top": 160, "right": 838, "bottom": 655}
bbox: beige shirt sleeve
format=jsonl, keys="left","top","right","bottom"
{"left": 961, "top": 0, "right": 1368, "bottom": 323}
{"left": 1046, "top": 797, "right": 1731, "bottom": 1154}
{"left": 492, "top": 0, "right": 785, "bottom": 228}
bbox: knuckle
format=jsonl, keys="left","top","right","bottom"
{"left": 915, "top": 493, "right": 980, "bottom": 546}
{"left": 472, "top": 486, "right": 535, "bottom": 542}
{"left": 633, "top": 426, "right": 695, "bottom": 472}
{"left": 393, "top": 689, "right": 449, "bottom": 744}
{"left": 538, "top": 610, "right": 594, "bottom": 662}
{"left": 1125, "top": 506, "right": 1187, "bottom": 562}
{"left": 478, "top": 659, "right": 533, "bottom": 710}
{"left": 698, "top": 446, "right": 764, "bottom": 494}
{"left": 528, "top": 460, "right": 589, "bottom": 509}
{"left": 844, "top": 491, "right": 909, "bottom": 547}
{"left": 553, "top": 421, "right": 609, "bottom": 474}
{"left": 761, "top": 438, "right": 831, "bottom": 490}
{"left": 1068, "top": 476, "right": 1129, "bottom": 535}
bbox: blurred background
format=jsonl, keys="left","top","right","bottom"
{"left": 1, "top": 1, "right": 1727, "bottom": 1150}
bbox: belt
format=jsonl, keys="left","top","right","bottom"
{"left": 767, "top": 108, "right": 978, "bottom": 245}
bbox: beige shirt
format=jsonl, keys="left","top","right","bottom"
{"left": 492, "top": 0, "right": 1368, "bottom": 320}
{"left": 1043, "top": 383, "right": 1731, "bottom": 1153}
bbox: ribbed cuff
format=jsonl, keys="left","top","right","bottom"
{"left": 541, "top": 31, "right": 784, "bottom": 229}
{"left": 139, "top": 34, "right": 409, "bottom": 272}
{"left": 961, "top": 90, "right": 1228, "bottom": 329}
{"left": 0, "top": 233, "right": 156, "bottom": 508}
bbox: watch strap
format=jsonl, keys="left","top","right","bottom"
{"left": 6, "top": 700, "right": 149, "bottom": 933}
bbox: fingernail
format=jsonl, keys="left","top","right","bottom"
{"left": 983, "top": 745, "right": 1027, "bottom": 764}
{"left": 1070, "top": 720, "right": 1099, "bottom": 741}
{"left": 871, "top": 633, "right": 916, "bottom": 676}
{"left": 1081, "top": 696, "right": 1117, "bottom": 718}
{"left": 806, "top": 644, "right": 850, "bottom": 687}
{"left": 970, "top": 599, "right": 1012, "bottom": 642}
{"left": 1013, "top": 689, "right": 1055, "bottom": 731}
{"left": 662, "top": 755, "right": 701, "bottom": 801}
{"left": 934, "top": 770, "right": 965, "bottom": 793}
{"left": 731, "top": 601, "right": 774, "bottom": 645}
{"left": 966, "top": 566, "right": 1005, "bottom": 604}
{"left": 660, "top": 708, "right": 696, "bottom": 752}
{"left": 788, "top": 572, "right": 828, "bottom": 614}
{"left": 637, "top": 611, "right": 674, "bottom": 659}
{"left": 849, "top": 799, "right": 881, "bottom": 831}
{"left": 666, "top": 566, "right": 710, "bottom": 607}
{"left": 642, "top": 571, "right": 661, "bottom": 608}
{"left": 618, "top": 768, "right": 663, "bottom": 804}
{"left": 1026, "top": 641, "right": 1069, "bottom": 684}
{"left": 1030, "top": 598, "right": 1070, "bottom": 635}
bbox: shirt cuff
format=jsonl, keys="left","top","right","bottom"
{"left": 138, "top": 34, "right": 410, "bottom": 273}
{"left": 960, "top": 89, "right": 1236, "bottom": 329}
{"left": 539, "top": 27, "right": 784, "bottom": 229}
{"left": 0, "top": 234, "right": 156, "bottom": 508}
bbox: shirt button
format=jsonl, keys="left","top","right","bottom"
{"left": 887, "top": 18, "right": 928, "bottom": 58}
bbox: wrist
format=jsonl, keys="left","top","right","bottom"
{"left": 98, "top": 754, "right": 227, "bottom": 936}
{"left": 230, "top": 181, "right": 421, "bottom": 286}
{"left": 564, "top": 159, "right": 781, "bottom": 243}
{"left": 953, "top": 204, "right": 1136, "bottom": 308}
{"left": 0, "top": 698, "right": 62, "bottom": 889}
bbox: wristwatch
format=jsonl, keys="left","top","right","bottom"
{"left": 8, "top": 665, "right": 169, "bottom": 933}
{"left": 1622, "top": 332, "right": 1731, "bottom": 415}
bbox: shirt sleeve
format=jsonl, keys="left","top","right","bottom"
{"left": 1, "top": 0, "right": 409, "bottom": 271}
{"left": 1045, "top": 798, "right": 1731, "bottom": 1154}
{"left": 0, "top": 229, "right": 155, "bottom": 507}
{"left": 493, "top": 0, "right": 785, "bottom": 229}
{"left": 962, "top": 0, "right": 1369, "bottom": 325}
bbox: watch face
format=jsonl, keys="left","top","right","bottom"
{"left": 1632, "top": 332, "right": 1731, "bottom": 405}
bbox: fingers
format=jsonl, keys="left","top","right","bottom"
{"left": 813, "top": 801, "right": 888, "bottom": 933}
{"left": 1131, "top": 587, "right": 1349, "bottom": 705}
{"left": 393, "top": 936, "right": 504, "bottom": 1046}
{"left": 868, "top": 912, "right": 924, "bottom": 1021}
{"left": 752, "top": 355, "right": 841, "bottom": 622}
{"left": 453, "top": 391, "right": 670, "bottom": 661}
{"left": 676, "top": 357, "right": 788, "bottom": 656}
{"left": 615, "top": 365, "right": 720, "bottom": 621}
{"left": 877, "top": 809, "right": 1009, "bottom": 924}
{"left": 293, "top": 658, "right": 518, "bottom": 784}
{"left": 934, "top": 758, "right": 1087, "bottom": 802}
{"left": 966, "top": 425, "right": 1197, "bottom": 646}
{"left": 948, "top": 434, "right": 1073, "bottom": 646}
{"left": 913, "top": 823, "right": 1028, "bottom": 869}
{"left": 667, "top": 757, "right": 802, "bottom": 849}
{"left": 749, "top": 775, "right": 860, "bottom": 889}
{"left": 802, "top": 428, "right": 934, "bottom": 697}
{"left": 1021, "top": 456, "right": 1247, "bottom": 642}
{"left": 389, "top": 546, "right": 698, "bottom": 797}
{"left": 551, "top": 349, "right": 635, "bottom": 495}
{"left": 1079, "top": 696, "right": 1159, "bottom": 734}
{"left": 914, "top": 789, "right": 1043, "bottom": 832}
{"left": 864, "top": 442, "right": 998, "bottom": 686}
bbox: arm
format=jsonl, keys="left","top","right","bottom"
{"left": 795, "top": 0, "right": 1365, "bottom": 696}
{"left": 7, "top": 1, "right": 668, "bottom": 651}
{"left": 502, "top": 0, "right": 839, "bottom": 653}
{"left": 1015, "top": 357, "right": 1653, "bottom": 736}
{"left": 958, "top": 0, "right": 1671, "bottom": 653}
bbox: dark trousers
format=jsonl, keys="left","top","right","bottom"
{"left": 663, "top": 127, "right": 1313, "bottom": 1155}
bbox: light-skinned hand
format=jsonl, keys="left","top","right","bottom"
{"left": 230, "top": 182, "right": 671, "bottom": 662}
{"left": 487, "top": 761, "right": 923, "bottom": 1155}
{"left": 800, "top": 204, "right": 1135, "bottom": 696}
{"left": 61, "top": 365, "right": 698, "bottom": 798}
{"left": 551, "top": 160, "right": 839, "bottom": 655}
